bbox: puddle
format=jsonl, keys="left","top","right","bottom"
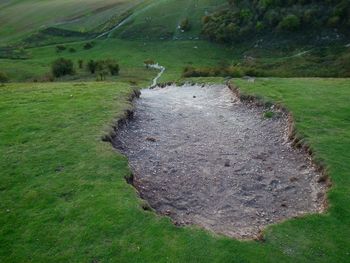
{"left": 114, "top": 84, "right": 326, "bottom": 239}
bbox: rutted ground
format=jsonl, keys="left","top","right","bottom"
{"left": 115, "top": 84, "right": 326, "bottom": 239}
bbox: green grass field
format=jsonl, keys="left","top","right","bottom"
{"left": 1, "top": 0, "right": 350, "bottom": 262}
{"left": 1, "top": 79, "right": 350, "bottom": 262}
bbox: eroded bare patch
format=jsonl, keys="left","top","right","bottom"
{"left": 114, "top": 84, "right": 327, "bottom": 239}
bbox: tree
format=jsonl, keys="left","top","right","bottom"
{"left": 96, "top": 61, "right": 108, "bottom": 81}
{"left": 106, "top": 60, "right": 120, "bottom": 75}
{"left": 87, "top": 60, "right": 98, "bottom": 74}
{"left": 51, "top": 58, "right": 74, "bottom": 78}
{"left": 278, "top": 14, "right": 300, "bottom": 31}
{"left": 87, "top": 59, "right": 120, "bottom": 79}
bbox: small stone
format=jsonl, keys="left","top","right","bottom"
{"left": 164, "top": 210, "right": 171, "bottom": 215}
{"left": 146, "top": 137, "right": 156, "bottom": 142}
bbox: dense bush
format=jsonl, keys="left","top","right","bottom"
{"left": 202, "top": 0, "right": 350, "bottom": 44}
{"left": 0, "top": 71, "right": 9, "bottom": 84}
{"left": 51, "top": 58, "right": 74, "bottom": 78}
{"left": 278, "top": 15, "right": 300, "bottom": 31}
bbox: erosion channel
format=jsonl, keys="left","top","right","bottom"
{"left": 114, "top": 84, "right": 326, "bottom": 239}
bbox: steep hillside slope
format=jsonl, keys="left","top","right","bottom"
{"left": 111, "top": 0, "right": 227, "bottom": 40}
{"left": 0, "top": 0, "right": 143, "bottom": 45}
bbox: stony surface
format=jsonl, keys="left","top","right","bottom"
{"left": 114, "top": 84, "right": 326, "bottom": 239}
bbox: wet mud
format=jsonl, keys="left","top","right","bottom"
{"left": 114, "top": 84, "right": 326, "bottom": 239}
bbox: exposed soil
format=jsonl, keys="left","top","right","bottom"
{"left": 114, "top": 84, "right": 326, "bottom": 239}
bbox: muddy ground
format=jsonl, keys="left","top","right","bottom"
{"left": 114, "top": 84, "right": 326, "bottom": 239}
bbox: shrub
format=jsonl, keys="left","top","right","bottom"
{"left": 0, "top": 71, "right": 9, "bottom": 84}
{"left": 106, "top": 60, "right": 120, "bottom": 75}
{"left": 183, "top": 66, "right": 199, "bottom": 77}
{"left": 328, "top": 16, "right": 340, "bottom": 27}
{"left": 96, "top": 69, "right": 109, "bottom": 81}
{"left": 256, "top": 21, "right": 265, "bottom": 31}
{"left": 227, "top": 66, "right": 243, "bottom": 77}
{"left": 183, "top": 65, "right": 243, "bottom": 78}
{"left": 83, "top": 42, "right": 95, "bottom": 50}
{"left": 244, "top": 67, "right": 265, "bottom": 77}
{"left": 56, "top": 45, "right": 66, "bottom": 53}
{"left": 278, "top": 14, "right": 301, "bottom": 31}
{"left": 68, "top": 47, "right": 76, "bottom": 53}
{"left": 144, "top": 59, "right": 155, "bottom": 68}
{"left": 264, "top": 10, "right": 281, "bottom": 27}
{"left": 78, "top": 59, "right": 83, "bottom": 69}
{"left": 34, "top": 73, "right": 54, "bottom": 82}
{"left": 264, "top": 111, "right": 275, "bottom": 118}
{"left": 51, "top": 58, "right": 74, "bottom": 78}
{"left": 202, "top": 16, "right": 210, "bottom": 24}
{"left": 179, "top": 18, "right": 191, "bottom": 31}
{"left": 87, "top": 59, "right": 120, "bottom": 78}
{"left": 87, "top": 60, "right": 98, "bottom": 74}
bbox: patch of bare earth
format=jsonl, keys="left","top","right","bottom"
{"left": 114, "top": 84, "right": 327, "bottom": 239}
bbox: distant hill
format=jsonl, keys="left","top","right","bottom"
{"left": 0, "top": 0, "right": 143, "bottom": 46}
{"left": 0, "top": 0, "right": 227, "bottom": 47}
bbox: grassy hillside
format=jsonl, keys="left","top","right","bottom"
{"left": 1, "top": 79, "right": 350, "bottom": 262}
{"left": 0, "top": 39, "right": 232, "bottom": 82}
{"left": 0, "top": 0, "right": 227, "bottom": 47}
{"left": 112, "top": 0, "right": 227, "bottom": 40}
{"left": 0, "top": 0, "right": 143, "bottom": 45}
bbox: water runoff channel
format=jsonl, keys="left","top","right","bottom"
{"left": 113, "top": 65, "right": 327, "bottom": 239}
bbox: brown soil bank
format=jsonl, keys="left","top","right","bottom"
{"left": 114, "top": 84, "right": 327, "bottom": 239}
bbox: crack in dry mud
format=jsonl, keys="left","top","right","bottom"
{"left": 114, "top": 84, "right": 326, "bottom": 239}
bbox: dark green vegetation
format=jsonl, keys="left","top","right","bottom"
{"left": 52, "top": 58, "right": 74, "bottom": 78}
{"left": 202, "top": 0, "right": 350, "bottom": 43}
{"left": 1, "top": 0, "right": 350, "bottom": 262}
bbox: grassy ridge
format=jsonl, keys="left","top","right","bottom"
{"left": 1, "top": 79, "right": 350, "bottom": 262}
